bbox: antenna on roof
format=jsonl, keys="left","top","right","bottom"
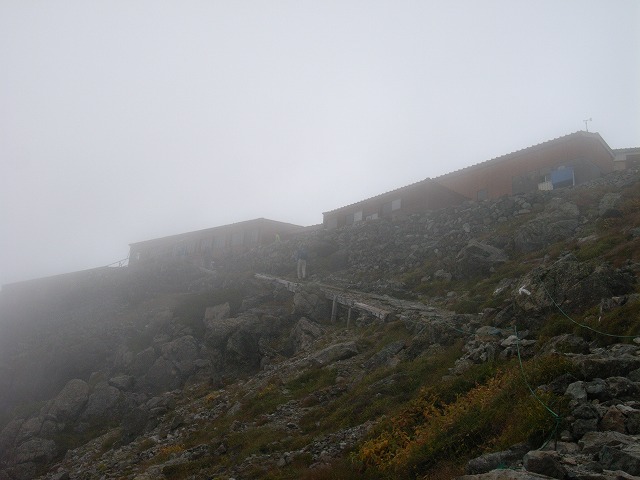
{"left": 583, "top": 117, "right": 592, "bottom": 132}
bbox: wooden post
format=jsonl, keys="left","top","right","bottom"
{"left": 347, "top": 307, "right": 352, "bottom": 329}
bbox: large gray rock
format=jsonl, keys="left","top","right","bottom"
{"left": 12, "top": 437, "right": 58, "bottom": 464}
{"left": 522, "top": 450, "right": 567, "bottom": 479}
{"left": 142, "top": 357, "right": 181, "bottom": 393}
{"left": 311, "top": 342, "right": 359, "bottom": 366}
{"left": 599, "top": 192, "right": 622, "bottom": 217}
{"left": 516, "top": 257, "right": 635, "bottom": 315}
{"left": 129, "top": 347, "right": 157, "bottom": 377}
{"left": 363, "top": 340, "right": 405, "bottom": 370}
{"left": 539, "top": 334, "right": 590, "bottom": 355}
{"left": 204, "top": 316, "right": 246, "bottom": 349}
{"left": 578, "top": 431, "right": 636, "bottom": 454}
{"left": 513, "top": 199, "right": 580, "bottom": 253}
{"left": 456, "top": 240, "right": 508, "bottom": 278}
{"left": 292, "top": 288, "right": 331, "bottom": 321}
{"left": 160, "top": 335, "right": 200, "bottom": 376}
{"left": 599, "top": 443, "right": 640, "bottom": 476}
{"left": 225, "top": 328, "right": 260, "bottom": 368}
{"left": 47, "top": 379, "right": 89, "bottom": 421}
{"left": 466, "top": 443, "right": 530, "bottom": 474}
{"left": 81, "top": 383, "right": 122, "bottom": 420}
{"left": 291, "top": 317, "right": 324, "bottom": 353}
{"left": 571, "top": 353, "right": 640, "bottom": 380}
{"left": 108, "top": 375, "right": 135, "bottom": 391}
{"left": 15, "top": 417, "right": 43, "bottom": 444}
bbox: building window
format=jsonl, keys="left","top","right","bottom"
{"left": 327, "top": 217, "right": 338, "bottom": 229}
{"left": 366, "top": 213, "right": 379, "bottom": 221}
{"left": 383, "top": 198, "right": 402, "bottom": 215}
{"left": 345, "top": 213, "right": 355, "bottom": 225}
{"left": 354, "top": 210, "right": 363, "bottom": 222}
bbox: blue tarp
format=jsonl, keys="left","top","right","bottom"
{"left": 550, "top": 167, "right": 574, "bottom": 187}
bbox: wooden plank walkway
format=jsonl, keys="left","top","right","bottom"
{"left": 254, "top": 273, "right": 391, "bottom": 322}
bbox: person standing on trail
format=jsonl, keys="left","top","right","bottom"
{"left": 295, "top": 245, "right": 308, "bottom": 280}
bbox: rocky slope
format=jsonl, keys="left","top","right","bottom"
{"left": 1, "top": 170, "right": 639, "bottom": 479}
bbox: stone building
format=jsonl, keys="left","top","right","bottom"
{"left": 128, "top": 218, "right": 303, "bottom": 267}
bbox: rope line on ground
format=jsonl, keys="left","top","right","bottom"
{"left": 535, "top": 275, "right": 638, "bottom": 339}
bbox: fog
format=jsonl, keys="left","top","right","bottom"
{"left": 1, "top": 1, "right": 638, "bottom": 286}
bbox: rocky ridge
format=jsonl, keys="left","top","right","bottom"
{"left": 0, "top": 170, "right": 639, "bottom": 479}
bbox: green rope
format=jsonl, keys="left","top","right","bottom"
{"left": 537, "top": 275, "right": 638, "bottom": 339}
{"left": 514, "top": 322, "right": 561, "bottom": 420}
{"left": 514, "top": 319, "right": 562, "bottom": 450}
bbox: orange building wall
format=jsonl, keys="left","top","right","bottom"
{"left": 436, "top": 134, "right": 614, "bottom": 200}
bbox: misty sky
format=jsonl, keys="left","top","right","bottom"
{"left": 1, "top": 1, "right": 639, "bottom": 286}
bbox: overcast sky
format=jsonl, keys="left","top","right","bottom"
{"left": 1, "top": 1, "right": 639, "bottom": 286}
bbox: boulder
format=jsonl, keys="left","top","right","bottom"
{"left": 466, "top": 443, "right": 530, "bottom": 474}
{"left": 108, "top": 375, "right": 135, "bottom": 391}
{"left": 455, "top": 240, "right": 508, "bottom": 278}
{"left": 291, "top": 317, "right": 324, "bottom": 353}
{"left": 539, "top": 334, "right": 590, "bottom": 355}
{"left": 129, "top": 347, "right": 157, "bottom": 377}
{"left": 522, "top": 450, "right": 567, "bottom": 479}
{"left": 311, "top": 342, "right": 359, "bottom": 366}
{"left": 142, "top": 357, "right": 181, "bottom": 394}
{"left": 599, "top": 443, "right": 640, "bottom": 476}
{"left": 516, "top": 257, "right": 635, "bottom": 315}
{"left": 47, "top": 379, "right": 89, "bottom": 421}
{"left": 81, "top": 383, "right": 122, "bottom": 421}
{"left": 513, "top": 199, "right": 580, "bottom": 253}
{"left": 601, "top": 405, "right": 628, "bottom": 433}
{"left": 578, "top": 431, "right": 636, "bottom": 454}
{"left": 226, "top": 328, "right": 260, "bottom": 369}
{"left": 160, "top": 335, "right": 200, "bottom": 376}
{"left": 571, "top": 354, "right": 640, "bottom": 380}
{"left": 13, "top": 437, "right": 58, "bottom": 464}
{"left": 363, "top": 340, "right": 405, "bottom": 370}
{"left": 293, "top": 287, "right": 331, "bottom": 321}
{"left": 15, "top": 417, "right": 43, "bottom": 444}
{"left": 599, "top": 192, "right": 622, "bottom": 217}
